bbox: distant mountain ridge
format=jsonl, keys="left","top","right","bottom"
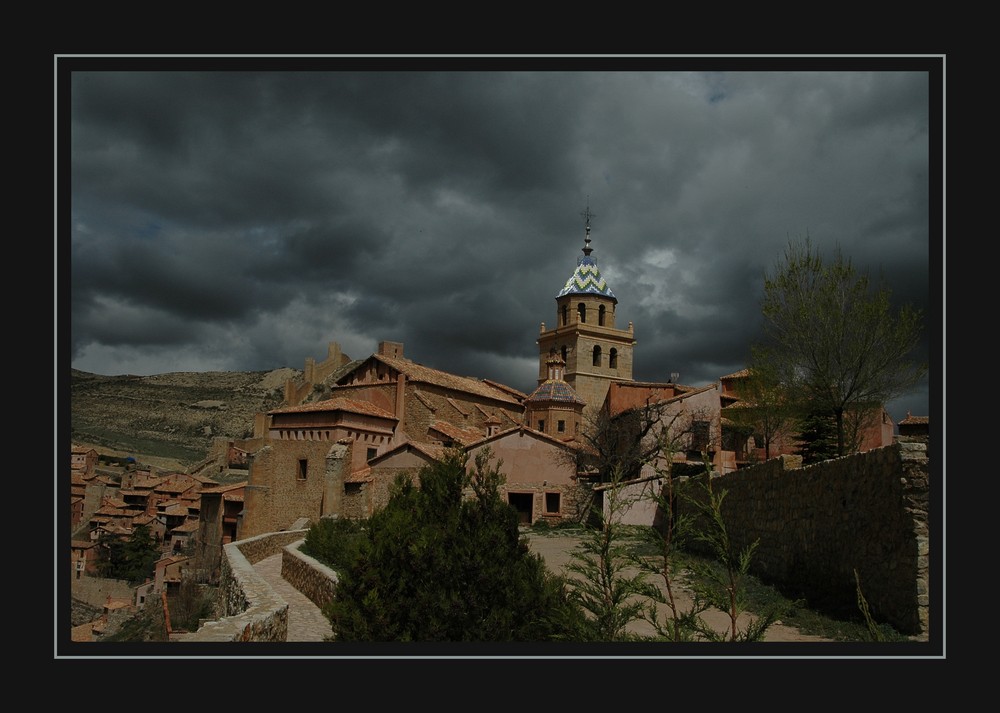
{"left": 70, "top": 368, "right": 299, "bottom": 470}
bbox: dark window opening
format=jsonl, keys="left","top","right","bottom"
{"left": 578, "top": 303, "right": 586, "bottom": 323}
{"left": 537, "top": 419, "right": 545, "bottom": 432}
{"left": 561, "top": 345, "right": 568, "bottom": 364}
{"left": 598, "top": 304, "right": 606, "bottom": 326}
{"left": 545, "top": 492, "right": 561, "bottom": 514}
{"left": 557, "top": 420, "right": 566, "bottom": 433}
{"left": 691, "top": 420, "right": 710, "bottom": 452}
{"left": 508, "top": 492, "right": 534, "bottom": 524}
{"left": 592, "top": 345, "right": 601, "bottom": 367}
{"left": 561, "top": 304, "right": 568, "bottom": 326}
{"left": 297, "top": 459, "right": 308, "bottom": 480}
{"left": 366, "top": 447, "right": 377, "bottom": 461}
{"left": 609, "top": 348, "right": 618, "bottom": 368}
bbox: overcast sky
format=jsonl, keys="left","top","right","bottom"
{"left": 62, "top": 56, "right": 941, "bottom": 426}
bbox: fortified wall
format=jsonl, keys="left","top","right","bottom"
{"left": 176, "top": 529, "right": 337, "bottom": 643}
{"left": 675, "top": 439, "right": 930, "bottom": 638}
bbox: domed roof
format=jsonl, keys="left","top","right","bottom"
{"left": 556, "top": 225, "right": 616, "bottom": 301}
{"left": 525, "top": 379, "right": 586, "bottom": 405}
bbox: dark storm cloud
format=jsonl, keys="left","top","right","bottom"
{"left": 63, "top": 56, "right": 939, "bottom": 425}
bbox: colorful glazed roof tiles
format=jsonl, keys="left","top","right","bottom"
{"left": 557, "top": 254, "right": 616, "bottom": 300}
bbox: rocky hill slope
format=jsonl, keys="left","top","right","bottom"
{"left": 70, "top": 368, "right": 300, "bottom": 470}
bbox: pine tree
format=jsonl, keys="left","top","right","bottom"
{"left": 323, "top": 446, "right": 585, "bottom": 641}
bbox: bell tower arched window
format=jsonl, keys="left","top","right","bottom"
{"left": 578, "top": 303, "right": 586, "bottom": 323}
{"left": 592, "top": 345, "right": 602, "bottom": 367}
{"left": 561, "top": 345, "right": 568, "bottom": 363}
{"left": 598, "top": 304, "right": 606, "bottom": 326}
{"left": 561, "top": 304, "right": 568, "bottom": 326}
{"left": 609, "top": 348, "right": 618, "bottom": 368}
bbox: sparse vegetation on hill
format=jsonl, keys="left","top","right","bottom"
{"left": 70, "top": 368, "right": 297, "bottom": 469}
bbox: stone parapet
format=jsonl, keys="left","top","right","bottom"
{"left": 174, "top": 530, "right": 309, "bottom": 642}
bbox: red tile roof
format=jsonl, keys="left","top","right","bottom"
{"left": 269, "top": 397, "right": 397, "bottom": 420}
{"left": 369, "top": 354, "right": 523, "bottom": 405}
{"left": 429, "top": 420, "right": 484, "bottom": 446}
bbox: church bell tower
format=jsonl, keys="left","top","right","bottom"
{"left": 536, "top": 207, "right": 635, "bottom": 420}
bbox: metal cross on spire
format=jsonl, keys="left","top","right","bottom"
{"left": 581, "top": 199, "right": 596, "bottom": 255}
{"left": 581, "top": 199, "right": 596, "bottom": 234}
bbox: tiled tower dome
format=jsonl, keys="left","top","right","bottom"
{"left": 556, "top": 232, "right": 616, "bottom": 301}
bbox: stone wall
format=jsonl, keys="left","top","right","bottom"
{"left": 174, "top": 529, "right": 308, "bottom": 642}
{"left": 70, "top": 576, "right": 136, "bottom": 608}
{"left": 281, "top": 540, "right": 339, "bottom": 609}
{"left": 239, "top": 440, "right": 348, "bottom": 538}
{"left": 675, "top": 441, "right": 930, "bottom": 638}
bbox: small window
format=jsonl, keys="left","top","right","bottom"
{"left": 561, "top": 345, "right": 568, "bottom": 364}
{"left": 561, "top": 304, "right": 568, "bottom": 326}
{"left": 538, "top": 419, "right": 545, "bottom": 432}
{"left": 592, "top": 345, "right": 601, "bottom": 367}
{"left": 609, "top": 348, "right": 618, "bottom": 368}
{"left": 297, "top": 459, "right": 308, "bottom": 480}
{"left": 691, "top": 420, "right": 710, "bottom": 451}
{"left": 366, "top": 447, "right": 377, "bottom": 461}
{"left": 545, "top": 492, "right": 561, "bottom": 514}
{"left": 557, "top": 420, "right": 565, "bottom": 433}
{"left": 578, "top": 303, "right": 586, "bottom": 323}
{"left": 598, "top": 304, "right": 606, "bottom": 326}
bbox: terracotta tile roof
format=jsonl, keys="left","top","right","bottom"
{"left": 132, "top": 475, "right": 166, "bottom": 488}
{"left": 412, "top": 390, "right": 436, "bottom": 410}
{"left": 466, "top": 424, "right": 584, "bottom": 452}
{"left": 268, "top": 397, "right": 397, "bottom": 420}
{"left": 429, "top": 420, "right": 484, "bottom": 446}
{"left": 371, "top": 354, "right": 523, "bottom": 405}
{"left": 368, "top": 440, "right": 447, "bottom": 468}
{"left": 155, "top": 482, "right": 196, "bottom": 495}
{"left": 118, "top": 489, "right": 150, "bottom": 498}
{"left": 344, "top": 466, "right": 373, "bottom": 483}
{"left": 94, "top": 504, "right": 127, "bottom": 516}
{"left": 171, "top": 520, "right": 199, "bottom": 533}
{"left": 899, "top": 414, "right": 929, "bottom": 425}
{"left": 198, "top": 481, "right": 248, "bottom": 495}
{"left": 720, "top": 368, "right": 750, "bottom": 380}
{"left": 482, "top": 379, "right": 528, "bottom": 400}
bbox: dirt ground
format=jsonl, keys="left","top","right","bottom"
{"left": 523, "top": 529, "right": 835, "bottom": 643}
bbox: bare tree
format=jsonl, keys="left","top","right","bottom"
{"left": 725, "top": 363, "right": 797, "bottom": 461}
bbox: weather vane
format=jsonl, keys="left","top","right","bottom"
{"left": 581, "top": 198, "right": 596, "bottom": 232}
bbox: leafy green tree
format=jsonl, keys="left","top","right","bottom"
{"left": 753, "top": 237, "right": 926, "bottom": 457}
{"left": 96, "top": 524, "right": 160, "bottom": 584}
{"left": 322, "top": 446, "right": 586, "bottom": 641}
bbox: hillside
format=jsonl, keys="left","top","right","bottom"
{"left": 70, "top": 368, "right": 300, "bottom": 470}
